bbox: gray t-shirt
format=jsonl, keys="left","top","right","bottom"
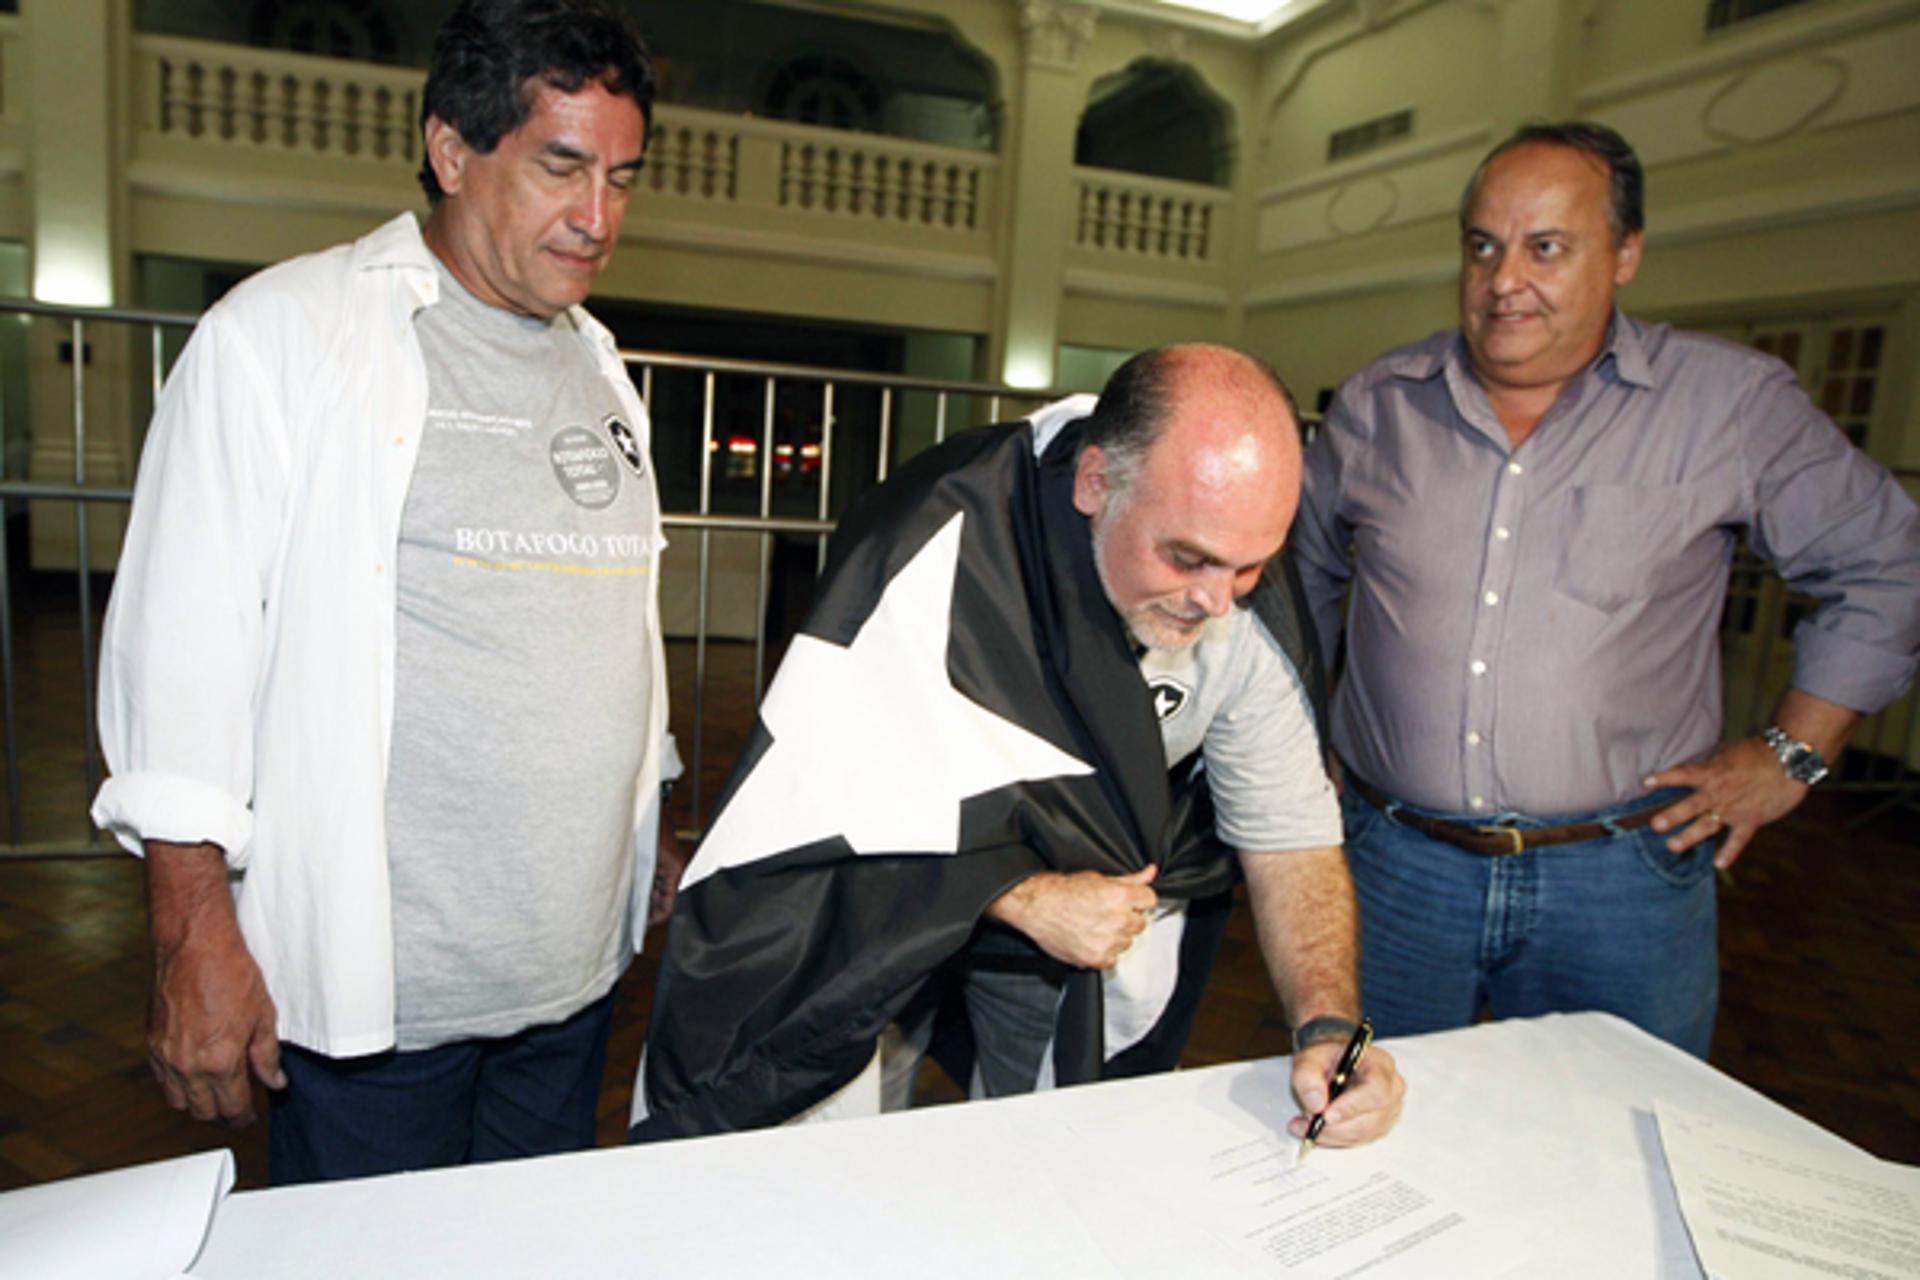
{"left": 1141, "top": 605, "right": 1339, "bottom": 853}
{"left": 385, "top": 261, "right": 657, "bottom": 1050}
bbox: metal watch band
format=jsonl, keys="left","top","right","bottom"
{"left": 1292, "top": 1015, "right": 1360, "bottom": 1052}
{"left": 1762, "top": 726, "right": 1830, "bottom": 786}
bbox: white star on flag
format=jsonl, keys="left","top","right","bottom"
{"left": 680, "top": 511, "right": 1093, "bottom": 891}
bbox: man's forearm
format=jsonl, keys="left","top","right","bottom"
{"left": 1238, "top": 845, "right": 1360, "bottom": 1027}
{"left": 145, "top": 840, "right": 240, "bottom": 951}
{"left": 1774, "top": 688, "right": 1861, "bottom": 764}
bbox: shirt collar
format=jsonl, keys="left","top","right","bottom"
{"left": 1600, "top": 309, "right": 1656, "bottom": 389}
{"left": 1426, "top": 307, "right": 1655, "bottom": 395}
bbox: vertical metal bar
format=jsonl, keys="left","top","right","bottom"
{"left": 934, "top": 391, "right": 948, "bottom": 444}
{"left": 1746, "top": 570, "right": 1784, "bottom": 739}
{"left": 691, "top": 371, "right": 716, "bottom": 829}
{"left": 1864, "top": 697, "right": 1890, "bottom": 781}
{"left": 875, "top": 387, "right": 893, "bottom": 484}
{"left": 815, "top": 382, "right": 835, "bottom": 575}
{"left": 151, "top": 323, "right": 165, "bottom": 405}
{"left": 988, "top": 394, "right": 1001, "bottom": 424}
{"left": 754, "top": 375, "right": 775, "bottom": 704}
{"left": 0, "top": 324, "right": 18, "bottom": 841}
{"left": 71, "top": 319, "right": 101, "bottom": 807}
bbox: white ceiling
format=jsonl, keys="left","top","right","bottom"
{"left": 1085, "top": 0, "right": 1344, "bottom": 40}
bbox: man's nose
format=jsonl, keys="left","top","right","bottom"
{"left": 1489, "top": 248, "right": 1524, "bottom": 296}
{"left": 1187, "top": 570, "right": 1235, "bottom": 618}
{"left": 570, "top": 181, "right": 614, "bottom": 242}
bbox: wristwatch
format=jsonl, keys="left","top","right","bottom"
{"left": 1292, "top": 1015, "right": 1360, "bottom": 1053}
{"left": 1762, "top": 726, "right": 1830, "bottom": 786}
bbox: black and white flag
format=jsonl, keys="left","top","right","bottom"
{"left": 634, "top": 413, "right": 1322, "bottom": 1141}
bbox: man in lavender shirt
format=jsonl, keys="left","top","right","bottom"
{"left": 1292, "top": 122, "right": 1920, "bottom": 1056}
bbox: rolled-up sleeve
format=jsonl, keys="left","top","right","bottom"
{"left": 1741, "top": 365, "right": 1920, "bottom": 713}
{"left": 91, "top": 308, "right": 291, "bottom": 867}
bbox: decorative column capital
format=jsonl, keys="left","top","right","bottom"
{"left": 1144, "top": 27, "right": 1189, "bottom": 64}
{"left": 1018, "top": 0, "right": 1098, "bottom": 72}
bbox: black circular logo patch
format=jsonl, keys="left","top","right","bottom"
{"left": 605, "top": 415, "right": 646, "bottom": 476}
{"left": 550, "top": 426, "right": 619, "bottom": 509}
{"left": 1147, "top": 676, "right": 1190, "bottom": 722}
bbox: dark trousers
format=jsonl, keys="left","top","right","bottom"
{"left": 268, "top": 988, "right": 617, "bottom": 1185}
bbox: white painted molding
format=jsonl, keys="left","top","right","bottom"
{"left": 1651, "top": 166, "right": 1920, "bottom": 247}
{"left": 1071, "top": 165, "right": 1230, "bottom": 201}
{"left": 1576, "top": 0, "right": 1920, "bottom": 109}
{"left": 1244, "top": 166, "right": 1920, "bottom": 311}
{"left": 1020, "top": 0, "right": 1100, "bottom": 71}
{"left": 1241, "top": 253, "right": 1454, "bottom": 309}
{"left": 1061, "top": 266, "right": 1231, "bottom": 307}
{"left": 127, "top": 159, "right": 411, "bottom": 220}
{"left": 1254, "top": 123, "right": 1490, "bottom": 204}
{"left": 637, "top": 219, "right": 999, "bottom": 284}
{"left": 717, "top": 105, "right": 1004, "bottom": 170}
{"left": 128, "top": 157, "right": 1000, "bottom": 284}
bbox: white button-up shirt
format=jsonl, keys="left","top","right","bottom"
{"left": 93, "top": 213, "right": 675, "bottom": 1056}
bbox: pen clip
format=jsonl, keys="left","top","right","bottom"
{"left": 1328, "top": 1019, "right": 1374, "bottom": 1095}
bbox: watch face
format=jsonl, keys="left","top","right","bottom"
{"left": 1783, "top": 743, "right": 1828, "bottom": 784}
{"left": 1765, "top": 728, "right": 1827, "bottom": 785}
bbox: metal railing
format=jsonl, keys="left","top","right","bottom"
{"left": 0, "top": 296, "right": 1915, "bottom": 860}
{"left": 0, "top": 296, "right": 1054, "bottom": 859}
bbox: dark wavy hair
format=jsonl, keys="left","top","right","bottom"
{"left": 418, "top": 0, "right": 656, "bottom": 203}
{"left": 1460, "top": 121, "right": 1645, "bottom": 243}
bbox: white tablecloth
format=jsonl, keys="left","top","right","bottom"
{"left": 188, "top": 1012, "right": 1860, "bottom": 1278}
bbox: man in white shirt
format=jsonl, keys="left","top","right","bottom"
{"left": 92, "top": 0, "right": 680, "bottom": 1183}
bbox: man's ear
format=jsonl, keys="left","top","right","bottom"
{"left": 1072, "top": 445, "right": 1109, "bottom": 518}
{"left": 1613, "top": 229, "right": 1644, "bottom": 288}
{"left": 423, "top": 115, "right": 469, "bottom": 198}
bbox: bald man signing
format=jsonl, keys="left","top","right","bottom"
{"left": 637, "top": 344, "right": 1403, "bottom": 1148}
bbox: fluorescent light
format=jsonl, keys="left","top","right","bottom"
{"left": 33, "top": 238, "right": 112, "bottom": 307}
{"left": 1153, "top": 0, "right": 1288, "bottom": 22}
{"left": 1002, "top": 348, "right": 1054, "bottom": 390}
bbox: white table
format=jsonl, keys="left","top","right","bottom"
{"left": 190, "top": 1012, "right": 1861, "bottom": 1278}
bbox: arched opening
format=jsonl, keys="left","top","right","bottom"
{"left": 247, "top": 0, "right": 401, "bottom": 64}
{"left": 1076, "top": 59, "right": 1232, "bottom": 186}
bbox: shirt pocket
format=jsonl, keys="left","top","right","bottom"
{"left": 1550, "top": 483, "right": 1719, "bottom": 615}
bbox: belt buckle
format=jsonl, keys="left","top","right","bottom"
{"left": 1476, "top": 824, "right": 1526, "bottom": 856}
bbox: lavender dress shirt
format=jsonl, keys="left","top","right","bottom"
{"left": 1294, "top": 312, "right": 1920, "bottom": 816}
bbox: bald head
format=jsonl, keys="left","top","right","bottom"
{"left": 1073, "top": 344, "right": 1302, "bottom": 650}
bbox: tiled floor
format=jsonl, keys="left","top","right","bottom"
{"left": 2, "top": 571, "right": 1916, "bottom": 1192}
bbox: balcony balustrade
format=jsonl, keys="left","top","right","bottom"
{"left": 125, "top": 34, "right": 1244, "bottom": 279}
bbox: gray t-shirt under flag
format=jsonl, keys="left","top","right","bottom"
{"left": 385, "top": 260, "right": 656, "bottom": 1051}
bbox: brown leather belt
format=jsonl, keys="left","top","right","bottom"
{"left": 1347, "top": 775, "right": 1662, "bottom": 857}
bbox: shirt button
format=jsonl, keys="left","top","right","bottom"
{"left": 1507, "top": 462, "right": 1524, "bottom": 476}
{"left": 1471, "top": 796, "right": 1488, "bottom": 810}
{"left": 1466, "top": 731, "right": 1482, "bottom": 746}
{"left": 1494, "top": 526, "right": 1511, "bottom": 541}
{"left": 393, "top": 435, "right": 406, "bottom": 447}
{"left": 1483, "top": 591, "right": 1500, "bottom": 606}
{"left": 1470, "top": 660, "right": 1487, "bottom": 676}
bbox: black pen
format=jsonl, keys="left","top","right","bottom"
{"left": 1297, "top": 1017, "right": 1373, "bottom": 1163}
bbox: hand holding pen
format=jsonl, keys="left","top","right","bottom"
{"left": 1296, "top": 1018, "right": 1375, "bottom": 1162}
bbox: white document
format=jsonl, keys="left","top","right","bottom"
{"left": 1049, "top": 1088, "right": 1529, "bottom": 1279}
{"left": 1657, "top": 1101, "right": 1920, "bottom": 1280}
{"left": 0, "top": 1148, "right": 234, "bottom": 1280}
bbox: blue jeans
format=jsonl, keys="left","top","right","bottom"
{"left": 1343, "top": 784, "right": 1718, "bottom": 1057}
{"left": 269, "top": 988, "right": 617, "bottom": 1185}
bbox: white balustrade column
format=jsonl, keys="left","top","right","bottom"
{"left": 991, "top": 0, "right": 1097, "bottom": 392}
